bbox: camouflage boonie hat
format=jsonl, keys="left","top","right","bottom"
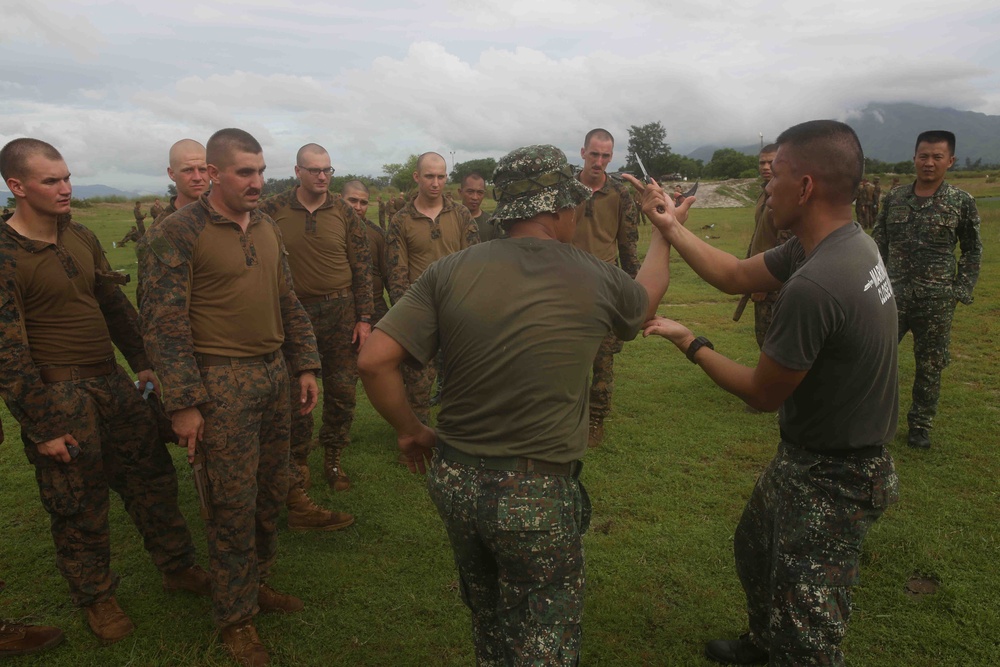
{"left": 491, "top": 145, "right": 591, "bottom": 223}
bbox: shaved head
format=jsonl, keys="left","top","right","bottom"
{"left": 206, "top": 128, "right": 262, "bottom": 170}
{"left": 1, "top": 138, "right": 62, "bottom": 182}
{"left": 296, "top": 143, "right": 328, "bottom": 164}
{"left": 416, "top": 152, "right": 446, "bottom": 173}
{"left": 775, "top": 120, "right": 863, "bottom": 206}
{"left": 342, "top": 179, "right": 369, "bottom": 195}
{"left": 169, "top": 139, "right": 205, "bottom": 169}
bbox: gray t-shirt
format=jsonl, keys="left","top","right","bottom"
{"left": 376, "top": 236, "right": 648, "bottom": 462}
{"left": 763, "top": 222, "right": 899, "bottom": 451}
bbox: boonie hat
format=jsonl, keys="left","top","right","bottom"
{"left": 491, "top": 145, "right": 591, "bottom": 223}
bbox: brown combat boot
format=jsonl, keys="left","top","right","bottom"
{"left": 162, "top": 564, "right": 212, "bottom": 596}
{"left": 0, "top": 619, "right": 64, "bottom": 657}
{"left": 323, "top": 447, "right": 351, "bottom": 491}
{"left": 286, "top": 486, "right": 355, "bottom": 532}
{"left": 220, "top": 619, "right": 269, "bottom": 667}
{"left": 84, "top": 596, "right": 135, "bottom": 644}
{"left": 257, "top": 583, "right": 303, "bottom": 614}
{"left": 588, "top": 419, "right": 605, "bottom": 448}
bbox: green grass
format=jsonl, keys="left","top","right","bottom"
{"left": 1, "top": 191, "right": 998, "bottom": 665}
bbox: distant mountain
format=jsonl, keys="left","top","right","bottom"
{"left": 686, "top": 103, "right": 1000, "bottom": 166}
{"left": 845, "top": 102, "right": 1000, "bottom": 163}
{"left": 1, "top": 184, "right": 140, "bottom": 202}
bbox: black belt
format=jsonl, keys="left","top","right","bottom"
{"left": 438, "top": 443, "right": 581, "bottom": 478}
{"left": 299, "top": 288, "right": 351, "bottom": 305}
{"left": 196, "top": 351, "right": 279, "bottom": 367}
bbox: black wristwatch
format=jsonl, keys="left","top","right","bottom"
{"left": 686, "top": 336, "right": 714, "bottom": 363}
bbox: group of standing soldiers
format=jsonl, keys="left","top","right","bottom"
{"left": 854, "top": 175, "right": 882, "bottom": 229}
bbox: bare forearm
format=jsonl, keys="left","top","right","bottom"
{"left": 635, "top": 229, "right": 670, "bottom": 321}
{"left": 359, "top": 363, "right": 425, "bottom": 437}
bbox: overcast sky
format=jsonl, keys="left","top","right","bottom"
{"left": 2, "top": 0, "right": 998, "bottom": 193}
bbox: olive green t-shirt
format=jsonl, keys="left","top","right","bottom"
{"left": 376, "top": 237, "right": 648, "bottom": 463}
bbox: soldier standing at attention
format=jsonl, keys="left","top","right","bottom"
{"left": 461, "top": 172, "right": 499, "bottom": 241}
{"left": 0, "top": 138, "right": 210, "bottom": 644}
{"left": 140, "top": 128, "right": 321, "bottom": 666}
{"left": 631, "top": 120, "right": 899, "bottom": 666}
{"left": 571, "top": 128, "right": 639, "bottom": 447}
{"left": 359, "top": 145, "right": 677, "bottom": 665}
{"left": 377, "top": 195, "right": 386, "bottom": 229}
{"left": 155, "top": 139, "right": 210, "bottom": 225}
{"left": 132, "top": 200, "right": 146, "bottom": 236}
{"left": 743, "top": 145, "right": 791, "bottom": 359}
{"left": 343, "top": 180, "right": 390, "bottom": 324}
{"left": 385, "top": 152, "right": 479, "bottom": 426}
{"left": 872, "top": 130, "right": 981, "bottom": 449}
{"left": 871, "top": 176, "right": 882, "bottom": 220}
{"left": 261, "top": 144, "right": 374, "bottom": 497}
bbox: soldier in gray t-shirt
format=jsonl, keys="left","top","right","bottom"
{"left": 629, "top": 120, "right": 899, "bottom": 667}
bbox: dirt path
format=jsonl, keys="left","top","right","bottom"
{"left": 662, "top": 179, "right": 758, "bottom": 208}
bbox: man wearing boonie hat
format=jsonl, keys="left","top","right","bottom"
{"left": 359, "top": 144, "right": 687, "bottom": 664}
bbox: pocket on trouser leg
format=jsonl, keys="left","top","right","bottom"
{"left": 30, "top": 455, "right": 88, "bottom": 516}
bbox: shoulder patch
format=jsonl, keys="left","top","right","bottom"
{"left": 149, "top": 234, "right": 183, "bottom": 268}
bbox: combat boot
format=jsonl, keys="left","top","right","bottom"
{"left": 704, "top": 633, "right": 769, "bottom": 665}
{"left": 286, "top": 486, "right": 354, "bottom": 532}
{"left": 908, "top": 427, "right": 931, "bottom": 449}
{"left": 84, "top": 595, "right": 135, "bottom": 644}
{"left": 588, "top": 419, "right": 605, "bottom": 448}
{"left": 162, "top": 564, "right": 212, "bottom": 596}
{"left": 323, "top": 447, "right": 351, "bottom": 491}
{"left": 220, "top": 619, "right": 269, "bottom": 666}
{"left": 0, "top": 619, "right": 64, "bottom": 657}
{"left": 257, "top": 583, "right": 304, "bottom": 614}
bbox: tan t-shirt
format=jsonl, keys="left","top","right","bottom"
{"left": 376, "top": 237, "right": 647, "bottom": 463}
{"left": 6, "top": 220, "right": 118, "bottom": 366}
{"left": 572, "top": 173, "right": 640, "bottom": 277}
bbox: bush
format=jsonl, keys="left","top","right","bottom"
{"left": 70, "top": 198, "right": 92, "bottom": 208}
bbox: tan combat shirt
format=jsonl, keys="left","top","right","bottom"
{"left": 572, "top": 173, "right": 640, "bottom": 277}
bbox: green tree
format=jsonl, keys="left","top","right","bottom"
{"left": 704, "top": 148, "right": 757, "bottom": 179}
{"left": 450, "top": 158, "right": 497, "bottom": 184}
{"left": 625, "top": 122, "right": 671, "bottom": 176}
{"left": 385, "top": 155, "right": 420, "bottom": 192}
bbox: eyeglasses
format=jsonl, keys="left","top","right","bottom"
{"left": 297, "top": 166, "right": 335, "bottom": 177}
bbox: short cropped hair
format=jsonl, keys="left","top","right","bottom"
{"left": 342, "top": 179, "right": 369, "bottom": 195}
{"left": 775, "top": 120, "right": 863, "bottom": 206}
{"left": 416, "top": 152, "right": 446, "bottom": 172}
{"left": 760, "top": 143, "right": 778, "bottom": 155}
{"left": 206, "top": 128, "right": 262, "bottom": 169}
{"left": 0, "top": 138, "right": 62, "bottom": 182}
{"left": 461, "top": 171, "right": 486, "bottom": 188}
{"left": 584, "top": 128, "right": 614, "bottom": 147}
{"left": 915, "top": 130, "right": 956, "bottom": 156}
{"left": 296, "top": 143, "right": 328, "bottom": 165}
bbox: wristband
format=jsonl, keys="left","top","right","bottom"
{"left": 686, "top": 336, "right": 714, "bottom": 363}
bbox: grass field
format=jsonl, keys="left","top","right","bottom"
{"left": 1, "top": 188, "right": 997, "bottom": 666}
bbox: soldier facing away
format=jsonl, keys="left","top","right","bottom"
{"left": 139, "top": 128, "right": 321, "bottom": 666}
{"left": 571, "top": 128, "right": 640, "bottom": 447}
{"left": 359, "top": 144, "right": 677, "bottom": 665}
{"left": 0, "top": 137, "right": 210, "bottom": 644}
{"left": 872, "top": 130, "right": 982, "bottom": 449}
{"left": 630, "top": 120, "right": 899, "bottom": 666}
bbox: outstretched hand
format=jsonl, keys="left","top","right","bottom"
{"left": 643, "top": 316, "right": 695, "bottom": 351}
{"left": 622, "top": 174, "right": 696, "bottom": 231}
{"left": 398, "top": 424, "right": 436, "bottom": 474}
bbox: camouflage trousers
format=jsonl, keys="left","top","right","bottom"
{"left": 427, "top": 454, "right": 589, "bottom": 666}
{"left": 588, "top": 333, "right": 623, "bottom": 423}
{"left": 897, "top": 294, "right": 956, "bottom": 431}
{"left": 373, "top": 292, "right": 390, "bottom": 325}
{"left": 753, "top": 292, "right": 780, "bottom": 349}
{"left": 288, "top": 295, "right": 359, "bottom": 479}
{"left": 21, "top": 366, "right": 196, "bottom": 607}
{"left": 403, "top": 358, "right": 437, "bottom": 425}
{"left": 734, "top": 443, "right": 898, "bottom": 666}
{"left": 198, "top": 353, "right": 290, "bottom": 627}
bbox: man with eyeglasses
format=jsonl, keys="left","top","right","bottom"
{"left": 385, "top": 152, "right": 479, "bottom": 428}
{"left": 261, "top": 144, "right": 374, "bottom": 495}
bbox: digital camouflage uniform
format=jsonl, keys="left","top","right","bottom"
{"left": 260, "top": 188, "right": 373, "bottom": 475}
{"left": 365, "top": 219, "right": 390, "bottom": 324}
{"left": 872, "top": 182, "right": 982, "bottom": 433}
{"left": 0, "top": 216, "right": 198, "bottom": 608}
{"left": 854, "top": 182, "right": 871, "bottom": 229}
{"left": 132, "top": 203, "right": 146, "bottom": 236}
{"left": 149, "top": 201, "right": 164, "bottom": 221}
{"left": 139, "top": 195, "right": 320, "bottom": 627}
{"left": 377, "top": 198, "right": 387, "bottom": 230}
{"left": 385, "top": 194, "right": 479, "bottom": 424}
{"left": 871, "top": 179, "right": 882, "bottom": 220}
{"left": 571, "top": 172, "right": 639, "bottom": 426}
{"left": 746, "top": 186, "right": 792, "bottom": 347}
{"left": 377, "top": 145, "right": 647, "bottom": 665}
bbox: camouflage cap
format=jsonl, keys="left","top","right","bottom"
{"left": 491, "top": 145, "right": 591, "bottom": 223}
